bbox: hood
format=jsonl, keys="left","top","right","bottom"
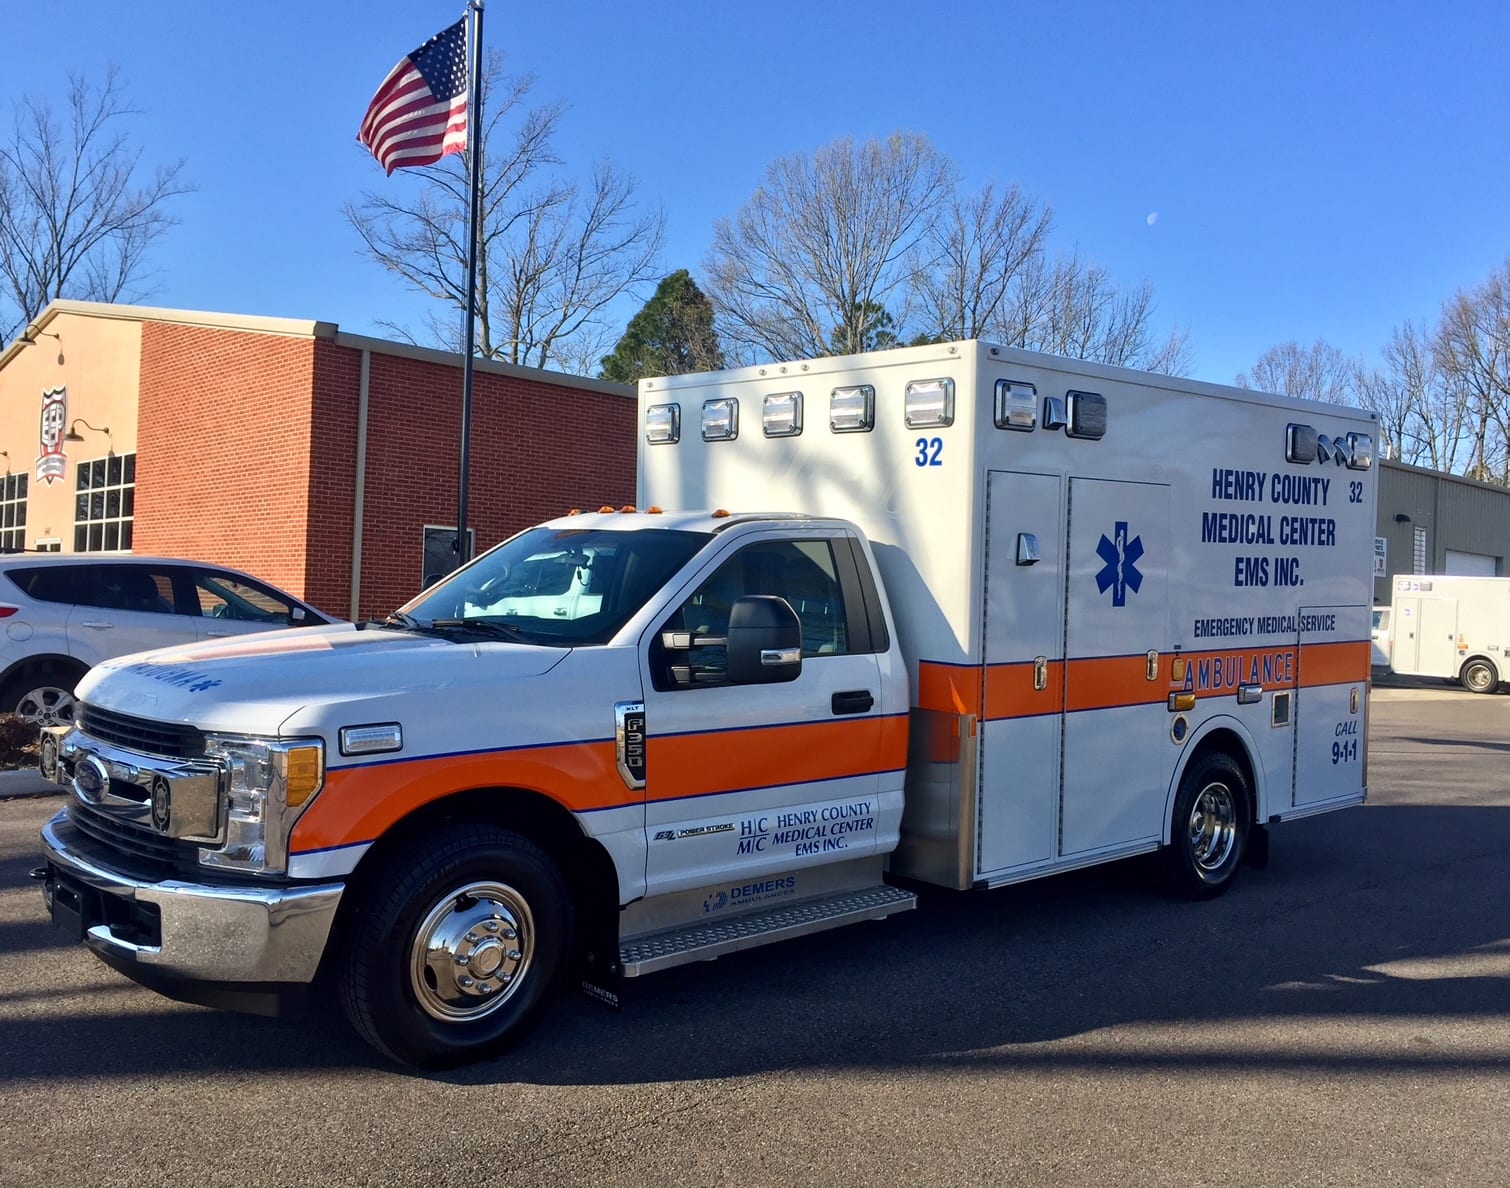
{"left": 76, "top": 623, "right": 569, "bottom": 734}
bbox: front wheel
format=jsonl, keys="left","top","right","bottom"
{"left": 1161, "top": 752, "right": 1250, "bottom": 900}
{"left": 1461, "top": 658, "right": 1499, "bottom": 695}
{"left": 338, "top": 823, "right": 572, "bottom": 1069}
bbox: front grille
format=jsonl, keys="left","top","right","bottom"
{"left": 69, "top": 799, "right": 183, "bottom": 865}
{"left": 79, "top": 704, "right": 204, "bottom": 759}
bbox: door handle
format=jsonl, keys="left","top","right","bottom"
{"left": 832, "top": 690, "right": 874, "bottom": 715}
{"left": 78, "top": 620, "right": 114, "bottom": 629}
{"left": 204, "top": 630, "right": 232, "bottom": 637}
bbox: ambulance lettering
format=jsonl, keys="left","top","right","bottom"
{"left": 1204, "top": 467, "right": 1348, "bottom": 589}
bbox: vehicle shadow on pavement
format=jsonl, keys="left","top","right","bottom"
{"left": 2, "top": 802, "right": 1507, "bottom": 1085}
{"left": 1398, "top": 736, "right": 1510, "bottom": 753}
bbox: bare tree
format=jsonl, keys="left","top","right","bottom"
{"left": 706, "top": 133, "right": 1187, "bottom": 372}
{"left": 1008, "top": 253, "right": 1191, "bottom": 374}
{"left": 1360, "top": 320, "right": 1472, "bottom": 471}
{"left": 911, "top": 180, "right": 1052, "bottom": 341}
{"left": 1433, "top": 257, "right": 1510, "bottom": 482}
{"left": 1235, "top": 339, "right": 1358, "bottom": 403}
{"left": 705, "top": 133, "right": 954, "bottom": 362}
{"left": 347, "top": 57, "right": 664, "bottom": 372}
{"left": 0, "top": 67, "right": 190, "bottom": 341}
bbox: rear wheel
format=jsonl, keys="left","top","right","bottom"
{"left": 1461, "top": 658, "right": 1499, "bottom": 694}
{"left": 338, "top": 822, "right": 572, "bottom": 1069}
{"left": 1162, "top": 751, "right": 1250, "bottom": 899}
{"left": 2, "top": 664, "right": 81, "bottom": 726}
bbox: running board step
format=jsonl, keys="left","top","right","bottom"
{"left": 619, "top": 884, "right": 917, "bottom": 977}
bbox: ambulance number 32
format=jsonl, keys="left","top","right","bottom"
{"left": 915, "top": 437, "right": 944, "bottom": 467}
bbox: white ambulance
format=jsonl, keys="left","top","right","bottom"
{"left": 36, "top": 340, "right": 1379, "bottom": 1068}
{"left": 1386, "top": 573, "right": 1510, "bottom": 692}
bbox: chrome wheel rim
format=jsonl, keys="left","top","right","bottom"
{"left": 1466, "top": 663, "right": 1494, "bottom": 692}
{"left": 15, "top": 685, "right": 76, "bottom": 727}
{"left": 408, "top": 880, "right": 535, "bottom": 1023}
{"left": 1188, "top": 781, "right": 1238, "bottom": 873}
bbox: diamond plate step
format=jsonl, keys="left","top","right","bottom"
{"left": 619, "top": 884, "right": 917, "bottom": 976}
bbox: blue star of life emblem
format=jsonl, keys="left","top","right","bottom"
{"left": 1096, "top": 521, "right": 1145, "bottom": 607}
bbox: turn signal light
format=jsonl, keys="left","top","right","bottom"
{"left": 1168, "top": 692, "right": 1197, "bottom": 712}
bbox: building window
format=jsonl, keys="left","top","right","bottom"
{"left": 1412, "top": 526, "right": 1428, "bottom": 575}
{"left": 1, "top": 472, "right": 27, "bottom": 552}
{"left": 74, "top": 453, "right": 136, "bottom": 552}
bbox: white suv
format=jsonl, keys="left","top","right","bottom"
{"left": 0, "top": 555, "right": 336, "bottom": 724}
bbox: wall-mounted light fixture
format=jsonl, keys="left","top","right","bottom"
{"left": 17, "top": 326, "right": 63, "bottom": 363}
{"left": 1393, "top": 513, "right": 1411, "bottom": 524}
{"left": 65, "top": 418, "right": 113, "bottom": 456}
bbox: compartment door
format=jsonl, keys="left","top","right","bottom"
{"left": 1061, "top": 478, "right": 1171, "bottom": 856}
{"left": 1293, "top": 605, "right": 1370, "bottom": 808}
{"left": 977, "top": 470, "right": 1064, "bottom": 875}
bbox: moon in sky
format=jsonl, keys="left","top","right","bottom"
{"left": 1146, "top": 212, "right": 1159, "bottom": 226}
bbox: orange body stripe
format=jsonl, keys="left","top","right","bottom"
{"left": 1297, "top": 640, "right": 1372, "bottom": 687}
{"left": 922, "top": 640, "right": 1371, "bottom": 724}
{"left": 293, "top": 740, "right": 625, "bottom": 853}
{"left": 982, "top": 660, "right": 1064, "bottom": 720}
{"left": 648, "top": 716, "right": 908, "bottom": 803}
{"left": 916, "top": 663, "right": 982, "bottom": 715}
{"left": 292, "top": 715, "right": 911, "bottom": 854}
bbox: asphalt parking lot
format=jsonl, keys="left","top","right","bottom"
{"left": 1, "top": 681, "right": 1507, "bottom": 1188}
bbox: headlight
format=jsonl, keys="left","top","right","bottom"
{"left": 198, "top": 735, "right": 325, "bottom": 876}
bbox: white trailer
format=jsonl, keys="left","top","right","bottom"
{"left": 1388, "top": 574, "right": 1510, "bottom": 692}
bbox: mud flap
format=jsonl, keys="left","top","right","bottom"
{"left": 1244, "top": 822, "right": 1270, "bottom": 869}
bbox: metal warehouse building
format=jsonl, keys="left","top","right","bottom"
{"left": 1375, "top": 460, "right": 1510, "bottom": 601}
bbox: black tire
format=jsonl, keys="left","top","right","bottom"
{"left": 1460, "top": 658, "right": 1499, "bottom": 695}
{"left": 1, "top": 662, "right": 84, "bottom": 725}
{"left": 1161, "top": 751, "right": 1250, "bottom": 900}
{"left": 338, "top": 822, "right": 572, "bottom": 1069}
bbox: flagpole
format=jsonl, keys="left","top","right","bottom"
{"left": 455, "top": 0, "right": 485, "bottom": 570}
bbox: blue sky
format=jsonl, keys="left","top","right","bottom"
{"left": 6, "top": 0, "right": 1507, "bottom": 386}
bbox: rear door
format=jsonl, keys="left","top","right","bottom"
{"left": 1415, "top": 598, "right": 1460, "bottom": 677}
{"left": 66, "top": 562, "right": 195, "bottom": 664}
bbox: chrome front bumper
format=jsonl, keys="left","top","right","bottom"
{"left": 41, "top": 810, "right": 343, "bottom": 987}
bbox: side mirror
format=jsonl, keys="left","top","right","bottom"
{"left": 726, "top": 595, "right": 802, "bottom": 684}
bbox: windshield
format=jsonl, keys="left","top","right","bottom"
{"left": 397, "top": 526, "right": 707, "bottom": 647}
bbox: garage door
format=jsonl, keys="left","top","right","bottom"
{"left": 1445, "top": 549, "right": 1498, "bottom": 577}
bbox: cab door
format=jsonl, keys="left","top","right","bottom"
{"left": 638, "top": 530, "right": 889, "bottom": 898}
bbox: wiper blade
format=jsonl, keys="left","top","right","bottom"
{"left": 384, "top": 610, "right": 427, "bottom": 630}
{"left": 429, "top": 618, "right": 526, "bottom": 640}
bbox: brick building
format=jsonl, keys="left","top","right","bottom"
{"left": 0, "top": 301, "right": 636, "bottom": 619}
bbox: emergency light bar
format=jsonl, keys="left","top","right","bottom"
{"left": 702, "top": 398, "right": 739, "bottom": 441}
{"left": 905, "top": 378, "right": 955, "bottom": 428}
{"left": 645, "top": 403, "right": 680, "bottom": 444}
{"left": 830, "top": 385, "right": 875, "bottom": 433}
{"left": 763, "top": 392, "right": 803, "bottom": 437}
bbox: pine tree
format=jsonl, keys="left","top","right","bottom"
{"left": 600, "top": 270, "right": 725, "bottom": 382}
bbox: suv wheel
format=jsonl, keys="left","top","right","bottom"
{"left": 3, "top": 666, "right": 81, "bottom": 726}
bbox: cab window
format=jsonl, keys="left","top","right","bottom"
{"left": 653, "top": 538, "right": 850, "bottom": 690}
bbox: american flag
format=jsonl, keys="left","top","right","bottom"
{"left": 358, "top": 18, "right": 469, "bottom": 175}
